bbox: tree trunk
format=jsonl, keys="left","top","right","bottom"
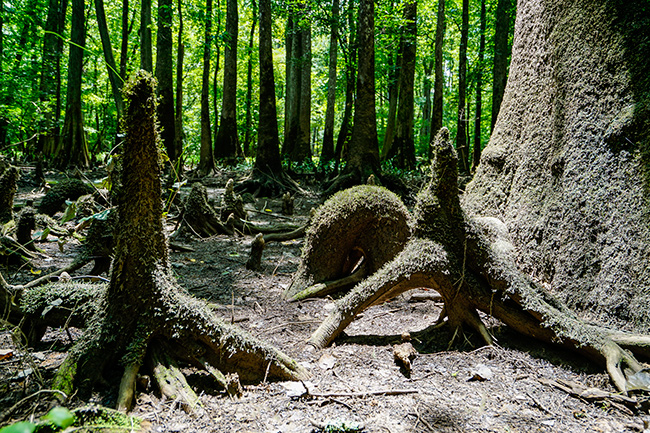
{"left": 140, "top": 0, "right": 152, "bottom": 72}
{"left": 214, "top": 0, "right": 241, "bottom": 162}
{"left": 327, "top": 0, "right": 380, "bottom": 193}
{"left": 419, "top": 53, "right": 434, "bottom": 149}
{"left": 57, "top": 0, "right": 89, "bottom": 169}
{"left": 243, "top": 0, "right": 257, "bottom": 157}
{"left": 283, "top": 10, "right": 301, "bottom": 161}
{"left": 255, "top": 0, "right": 282, "bottom": 176}
{"left": 119, "top": 0, "right": 130, "bottom": 80}
{"left": 198, "top": 0, "right": 215, "bottom": 176}
{"left": 334, "top": 2, "right": 356, "bottom": 170}
{"left": 490, "top": 0, "right": 512, "bottom": 131}
{"left": 455, "top": 0, "right": 470, "bottom": 175}
{"left": 320, "top": 0, "right": 339, "bottom": 166}
{"left": 284, "top": 15, "right": 294, "bottom": 149}
{"left": 39, "top": 0, "right": 67, "bottom": 159}
{"left": 156, "top": 0, "right": 177, "bottom": 162}
{"left": 95, "top": 0, "right": 124, "bottom": 120}
{"left": 472, "top": 0, "right": 486, "bottom": 170}
{"left": 391, "top": 0, "right": 417, "bottom": 170}
{"left": 379, "top": 51, "right": 399, "bottom": 161}
{"left": 296, "top": 19, "right": 312, "bottom": 162}
{"left": 174, "top": 0, "right": 184, "bottom": 172}
{"left": 431, "top": 0, "right": 445, "bottom": 147}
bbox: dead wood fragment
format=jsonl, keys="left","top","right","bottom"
{"left": 538, "top": 377, "right": 636, "bottom": 413}
{"left": 149, "top": 343, "right": 200, "bottom": 412}
{"left": 282, "top": 192, "right": 294, "bottom": 215}
{"left": 246, "top": 233, "right": 265, "bottom": 271}
{"left": 393, "top": 342, "right": 418, "bottom": 376}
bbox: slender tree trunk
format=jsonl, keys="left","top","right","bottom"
{"left": 57, "top": 0, "right": 89, "bottom": 169}
{"left": 140, "top": 0, "right": 152, "bottom": 72}
{"left": 472, "top": 0, "right": 486, "bottom": 170}
{"left": 199, "top": 0, "right": 215, "bottom": 175}
{"left": 341, "top": 0, "right": 379, "bottom": 178}
{"left": 491, "top": 0, "right": 512, "bottom": 131}
{"left": 419, "top": 53, "right": 434, "bottom": 149}
{"left": 119, "top": 0, "right": 130, "bottom": 80}
{"left": 391, "top": 0, "right": 417, "bottom": 169}
{"left": 214, "top": 0, "right": 241, "bottom": 162}
{"left": 320, "top": 0, "right": 339, "bottom": 166}
{"left": 255, "top": 0, "right": 282, "bottom": 175}
{"left": 296, "top": 18, "right": 312, "bottom": 162}
{"left": 284, "top": 15, "right": 294, "bottom": 149}
{"left": 212, "top": 0, "right": 222, "bottom": 140}
{"left": 243, "top": 0, "right": 258, "bottom": 157}
{"left": 39, "top": 0, "right": 67, "bottom": 158}
{"left": 334, "top": 3, "right": 356, "bottom": 169}
{"left": 0, "top": 4, "right": 6, "bottom": 150}
{"left": 380, "top": 51, "right": 399, "bottom": 161}
{"left": 455, "top": 0, "right": 470, "bottom": 175}
{"left": 174, "top": 0, "right": 184, "bottom": 171}
{"left": 156, "top": 0, "right": 177, "bottom": 162}
{"left": 431, "top": 0, "right": 445, "bottom": 149}
{"left": 95, "top": 0, "right": 124, "bottom": 120}
{"left": 283, "top": 11, "right": 301, "bottom": 159}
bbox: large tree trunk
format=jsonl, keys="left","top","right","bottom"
{"left": 156, "top": 0, "right": 177, "bottom": 162}
{"left": 465, "top": 0, "right": 650, "bottom": 333}
{"left": 17, "top": 72, "right": 308, "bottom": 411}
{"left": 214, "top": 0, "right": 241, "bottom": 162}
{"left": 57, "top": 0, "right": 89, "bottom": 169}
{"left": 292, "top": 0, "right": 650, "bottom": 394}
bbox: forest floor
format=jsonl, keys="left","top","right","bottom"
{"left": 1, "top": 166, "right": 649, "bottom": 432}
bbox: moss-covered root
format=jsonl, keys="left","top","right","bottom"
{"left": 308, "top": 239, "right": 448, "bottom": 349}
{"left": 284, "top": 185, "right": 411, "bottom": 301}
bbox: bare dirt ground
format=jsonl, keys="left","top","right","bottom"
{"left": 1, "top": 167, "right": 649, "bottom": 432}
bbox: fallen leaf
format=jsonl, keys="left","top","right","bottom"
{"left": 318, "top": 353, "right": 337, "bottom": 370}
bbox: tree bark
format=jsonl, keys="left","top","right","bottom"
{"left": 140, "top": 0, "right": 152, "bottom": 72}
{"left": 455, "top": 0, "right": 470, "bottom": 175}
{"left": 156, "top": 0, "right": 177, "bottom": 162}
{"left": 198, "top": 0, "right": 215, "bottom": 176}
{"left": 472, "top": 0, "right": 486, "bottom": 170}
{"left": 119, "top": 0, "right": 130, "bottom": 80}
{"left": 214, "top": 0, "right": 241, "bottom": 162}
{"left": 320, "top": 0, "right": 339, "bottom": 166}
{"left": 57, "top": 0, "right": 89, "bottom": 169}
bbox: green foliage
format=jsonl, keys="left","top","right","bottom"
{"left": 2, "top": 0, "right": 514, "bottom": 168}
{"left": 0, "top": 407, "right": 74, "bottom": 433}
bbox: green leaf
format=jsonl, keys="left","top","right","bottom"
{"left": 0, "top": 421, "right": 37, "bottom": 433}
{"left": 61, "top": 202, "right": 77, "bottom": 223}
{"left": 78, "top": 208, "right": 111, "bottom": 224}
{"left": 42, "top": 407, "right": 75, "bottom": 428}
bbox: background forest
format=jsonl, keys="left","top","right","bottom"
{"left": 0, "top": 0, "right": 514, "bottom": 173}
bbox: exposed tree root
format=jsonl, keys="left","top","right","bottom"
{"left": 302, "top": 128, "right": 650, "bottom": 393}
{"left": 235, "top": 168, "right": 308, "bottom": 198}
